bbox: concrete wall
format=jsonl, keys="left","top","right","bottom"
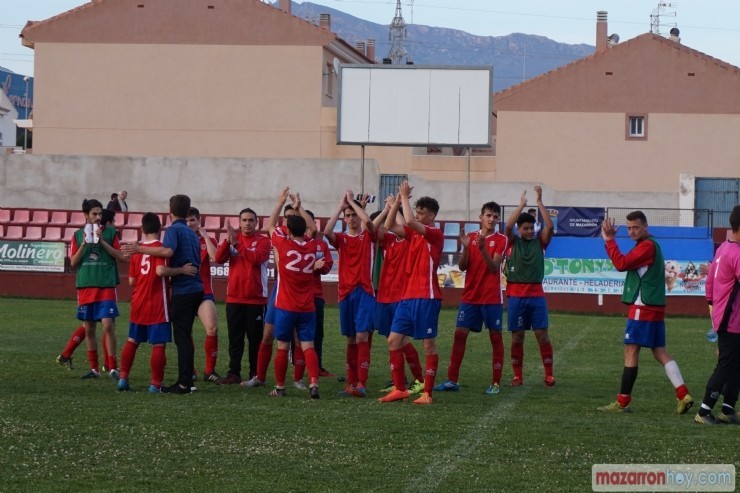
{"left": 1, "top": 154, "right": 682, "bottom": 220}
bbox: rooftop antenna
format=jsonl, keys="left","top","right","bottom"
{"left": 650, "top": 2, "right": 677, "bottom": 36}
{"left": 387, "top": 0, "right": 411, "bottom": 64}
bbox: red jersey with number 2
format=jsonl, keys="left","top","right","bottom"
{"left": 271, "top": 230, "right": 319, "bottom": 313}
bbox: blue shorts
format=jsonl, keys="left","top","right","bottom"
{"left": 77, "top": 301, "right": 119, "bottom": 322}
{"left": 456, "top": 303, "right": 503, "bottom": 332}
{"left": 264, "top": 286, "right": 277, "bottom": 325}
{"left": 507, "top": 296, "right": 548, "bottom": 331}
{"left": 339, "top": 287, "right": 375, "bottom": 337}
{"left": 273, "top": 308, "right": 316, "bottom": 343}
{"left": 128, "top": 322, "right": 172, "bottom": 345}
{"left": 391, "top": 298, "right": 441, "bottom": 340}
{"left": 624, "top": 319, "right": 666, "bottom": 348}
{"left": 202, "top": 293, "right": 215, "bottom": 303}
{"left": 374, "top": 302, "right": 399, "bottom": 337}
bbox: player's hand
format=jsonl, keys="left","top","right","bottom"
{"left": 359, "top": 194, "right": 370, "bottom": 209}
{"left": 534, "top": 185, "right": 543, "bottom": 202}
{"left": 519, "top": 190, "right": 528, "bottom": 207}
{"left": 278, "top": 186, "right": 290, "bottom": 205}
{"left": 197, "top": 226, "right": 208, "bottom": 238}
{"left": 181, "top": 263, "right": 198, "bottom": 276}
{"left": 601, "top": 217, "right": 617, "bottom": 241}
{"left": 399, "top": 181, "right": 413, "bottom": 198}
{"left": 460, "top": 231, "right": 470, "bottom": 249}
{"left": 384, "top": 194, "right": 395, "bottom": 209}
{"left": 314, "top": 258, "right": 326, "bottom": 270}
{"left": 121, "top": 242, "right": 140, "bottom": 256}
{"left": 226, "top": 221, "right": 237, "bottom": 245}
{"left": 477, "top": 231, "right": 486, "bottom": 251}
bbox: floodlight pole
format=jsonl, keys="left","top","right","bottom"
{"left": 23, "top": 76, "right": 30, "bottom": 150}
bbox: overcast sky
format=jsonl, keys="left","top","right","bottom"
{"left": 2, "top": 0, "right": 739, "bottom": 77}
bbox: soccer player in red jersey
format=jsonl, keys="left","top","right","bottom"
{"left": 503, "top": 186, "right": 555, "bottom": 388}
{"left": 435, "top": 201, "right": 508, "bottom": 395}
{"left": 60, "top": 199, "right": 126, "bottom": 380}
{"left": 118, "top": 213, "right": 192, "bottom": 392}
{"left": 598, "top": 211, "right": 693, "bottom": 414}
{"left": 57, "top": 208, "right": 118, "bottom": 372}
{"left": 323, "top": 190, "right": 377, "bottom": 397}
{"left": 372, "top": 196, "right": 425, "bottom": 395}
{"left": 378, "top": 182, "right": 444, "bottom": 405}
{"left": 265, "top": 186, "right": 322, "bottom": 398}
{"left": 215, "top": 208, "right": 271, "bottom": 385}
{"left": 185, "top": 207, "right": 222, "bottom": 382}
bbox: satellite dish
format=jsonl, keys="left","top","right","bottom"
{"left": 333, "top": 57, "right": 341, "bottom": 75}
{"left": 608, "top": 33, "right": 620, "bottom": 45}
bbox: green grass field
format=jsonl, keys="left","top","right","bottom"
{"left": 0, "top": 298, "right": 734, "bottom": 492}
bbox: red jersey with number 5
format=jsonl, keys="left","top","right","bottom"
{"left": 128, "top": 240, "right": 169, "bottom": 324}
{"left": 271, "top": 230, "right": 319, "bottom": 313}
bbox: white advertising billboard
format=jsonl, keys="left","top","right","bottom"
{"left": 337, "top": 65, "right": 492, "bottom": 147}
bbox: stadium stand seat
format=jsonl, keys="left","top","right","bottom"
{"left": 126, "top": 213, "right": 143, "bottom": 229}
{"left": 443, "top": 238, "right": 459, "bottom": 253}
{"left": 50, "top": 211, "right": 68, "bottom": 225}
{"left": 45, "top": 227, "right": 62, "bottom": 241}
{"left": 204, "top": 216, "right": 221, "bottom": 231}
{"left": 121, "top": 228, "right": 139, "bottom": 243}
{"left": 0, "top": 225, "right": 3, "bottom": 237}
{"left": 63, "top": 228, "right": 76, "bottom": 241}
{"left": 464, "top": 222, "right": 479, "bottom": 234}
{"left": 12, "top": 209, "right": 30, "bottom": 223}
{"left": 0, "top": 209, "right": 11, "bottom": 224}
{"left": 25, "top": 226, "right": 43, "bottom": 240}
{"left": 30, "top": 210, "right": 50, "bottom": 225}
{"left": 5, "top": 225, "right": 23, "bottom": 239}
{"left": 443, "top": 222, "right": 460, "bottom": 237}
{"left": 69, "top": 212, "right": 86, "bottom": 227}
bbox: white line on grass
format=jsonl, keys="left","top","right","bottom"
{"left": 404, "top": 323, "right": 592, "bottom": 493}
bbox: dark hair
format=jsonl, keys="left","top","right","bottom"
{"left": 101, "top": 209, "right": 116, "bottom": 226}
{"left": 305, "top": 209, "right": 315, "bottom": 220}
{"left": 369, "top": 210, "right": 382, "bottom": 221}
{"left": 730, "top": 205, "right": 740, "bottom": 232}
{"left": 481, "top": 201, "right": 501, "bottom": 215}
{"left": 287, "top": 215, "right": 307, "bottom": 238}
{"left": 82, "top": 199, "right": 103, "bottom": 214}
{"left": 169, "top": 195, "right": 191, "bottom": 219}
{"left": 415, "top": 196, "right": 440, "bottom": 216}
{"left": 343, "top": 200, "right": 363, "bottom": 214}
{"left": 527, "top": 208, "right": 537, "bottom": 215}
{"left": 239, "top": 208, "right": 257, "bottom": 219}
{"left": 187, "top": 207, "right": 200, "bottom": 219}
{"left": 283, "top": 204, "right": 294, "bottom": 215}
{"left": 141, "top": 212, "right": 161, "bottom": 234}
{"left": 110, "top": 192, "right": 118, "bottom": 200}
{"left": 626, "top": 210, "right": 647, "bottom": 224}
{"left": 517, "top": 212, "right": 536, "bottom": 227}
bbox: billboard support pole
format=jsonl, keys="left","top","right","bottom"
{"left": 361, "top": 145, "right": 365, "bottom": 194}
{"left": 466, "top": 147, "right": 471, "bottom": 220}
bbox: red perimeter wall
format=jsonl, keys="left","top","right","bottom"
{"left": 0, "top": 271, "right": 708, "bottom": 317}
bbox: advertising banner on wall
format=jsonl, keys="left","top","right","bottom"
{"left": 0, "top": 240, "right": 65, "bottom": 272}
{"left": 547, "top": 207, "right": 605, "bottom": 237}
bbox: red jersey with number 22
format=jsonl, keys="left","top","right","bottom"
{"left": 272, "top": 230, "right": 319, "bottom": 313}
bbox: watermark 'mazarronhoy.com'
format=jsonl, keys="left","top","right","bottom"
{"left": 592, "top": 464, "right": 735, "bottom": 492}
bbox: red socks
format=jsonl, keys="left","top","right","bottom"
{"left": 490, "top": 330, "right": 504, "bottom": 385}
{"left": 204, "top": 335, "right": 218, "bottom": 375}
{"left": 87, "top": 350, "right": 99, "bottom": 372}
{"left": 304, "top": 347, "right": 319, "bottom": 386}
{"left": 447, "top": 330, "right": 468, "bottom": 383}
{"left": 256, "top": 342, "right": 273, "bottom": 381}
{"left": 119, "top": 341, "right": 138, "bottom": 380}
{"left": 274, "top": 348, "right": 289, "bottom": 388}
{"left": 676, "top": 384, "right": 689, "bottom": 400}
{"left": 511, "top": 342, "right": 524, "bottom": 381}
{"left": 424, "top": 353, "right": 439, "bottom": 395}
{"left": 390, "top": 349, "right": 407, "bottom": 391}
{"left": 617, "top": 393, "right": 631, "bottom": 408}
{"left": 539, "top": 342, "right": 553, "bottom": 378}
{"left": 293, "top": 345, "right": 306, "bottom": 382}
{"left": 151, "top": 345, "right": 166, "bottom": 387}
{"left": 62, "top": 325, "right": 86, "bottom": 359}
{"left": 402, "top": 343, "right": 424, "bottom": 382}
{"left": 357, "top": 341, "right": 370, "bottom": 388}
{"left": 346, "top": 343, "right": 359, "bottom": 387}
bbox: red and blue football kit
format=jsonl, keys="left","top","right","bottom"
{"left": 128, "top": 240, "right": 170, "bottom": 325}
